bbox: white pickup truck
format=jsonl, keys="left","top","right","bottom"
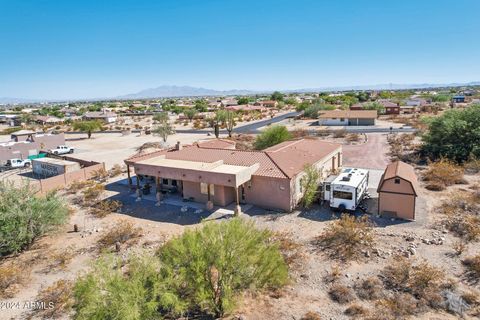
{"left": 0, "top": 158, "right": 32, "bottom": 171}
{"left": 48, "top": 145, "right": 74, "bottom": 155}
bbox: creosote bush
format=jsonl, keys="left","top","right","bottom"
{"left": 355, "top": 276, "right": 384, "bottom": 300}
{"left": 423, "top": 159, "right": 464, "bottom": 191}
{"left": 462, "top": 255, "right": 480, "bottom": 283}
{"left": 89, "top": 200, "right": 122, "bottom": 218}
{"left": 32, "top": 280, "right": 74, "bottom": 319}
{"left": 0, "top": 261, "right": 30, "bottom": 298}
{"left": 75, "top": 219, "right": 288, "bottom": 319}
{"left": 316, "top": 214, "right": 375, "bottom": 261}
{"left": 97, "top": 220, "right": 142, "bottom": 249}
{"left": 300, "top": 311, "right": 322, "bottom": 320}
{"left": 329, "top": 283, "right": 355, "bottom": 304}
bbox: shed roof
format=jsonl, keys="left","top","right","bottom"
{"left": 378, "top": 161, "right": 419, "bottom": 195}
{"left": 318, "top": 110, "right": 377, "bottom": 119}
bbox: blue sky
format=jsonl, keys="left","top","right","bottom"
{"left": 1, "top": 0, "right": 479, "bottom": 100}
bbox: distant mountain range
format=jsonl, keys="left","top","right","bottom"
{"left": 1, "top": 82, "right": 480, "bottom": 104}
{"left": 116, "top": 85, "right": 257, "bottom": 99}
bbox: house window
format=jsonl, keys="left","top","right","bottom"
{"left": 171, "top": 180, "right": 177, "bottom": 186}
{"left": 162, "top": 179, "right": 168, "bottom": 185}
{"left": 340, "top": 118, "right": 344, "bottom": 121}
{"left": 394, "top": 178, "right": 401, "bottom": 184}
{"left": 325, "top": 184, "right": 331, "bottom": 191}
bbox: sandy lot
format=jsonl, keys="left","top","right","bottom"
{"left": 342, "top": 133, "right": 390, "bottom": 169}
{"left": 66, "top": 131, "right": 217, "bottom": 169}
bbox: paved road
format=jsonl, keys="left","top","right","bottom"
{"left": 174, "top": 111, "right": 300, "bottom": 134}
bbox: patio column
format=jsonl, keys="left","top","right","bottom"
{"left": 127, "top": 164, "right": 132, "bottom": 186}
{"left": 234, "top": 186, "right": 241, "bottom": 216}
{"left": 206, "top": 184, "right": 214, "bottom": 210}
{"left": 135, "top": 174, "right": 141, "bottom": 201}
{"left": 155, "top": 176, "right": 162, "bottom": 206}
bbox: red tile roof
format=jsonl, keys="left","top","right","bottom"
{"left": 126, "top": 138, "right": 342, "bottom": 179}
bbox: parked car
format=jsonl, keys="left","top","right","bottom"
{"left": 0, "top": 158, "right": 32, "bottom": 171}
{"left": 48, "top": 145, "right": 74, "bottom": 155}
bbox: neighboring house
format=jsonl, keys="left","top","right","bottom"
{"left": 221, "top": 99, "right": 238, "bottom": 107}
{"left": 405, "top": 98, "right": 427, "bottom": 107}
{"left": 400, "top": 105, "right": 418, "bottom": 114}
{"left": 255, "top": 100, "right": 278, "bottom": 108}
{"left": 318, "top": 110, "right": 377, "bottom": 126}
{"left": 0, "top": 130, "right": 66, "bottom": 162}
{"left": 125, "top": 138, "right": 342, "bottom": 213}
{"left": 34, "top": 115, "right": 63, "bottom": 125}
{"left": 225, "top": 104, "right": 267, "bottom": 112}
{"left": 377, "top": 161, "right": 418, "bottom": 220}
{"left": 378, "top": 100, "right": 400, "bottom": 115}
{"left": 84, "top": 111, "right": 117, "bottom": 123}
{"left": 0, "top": 114, "right": 20, "bottom": 127}
{"left": 452, "top": 95, "right": 466, "bottom": 103}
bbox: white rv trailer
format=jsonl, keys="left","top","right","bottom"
{"left": 323, "top": 168, "right": 369, "bottom": 211}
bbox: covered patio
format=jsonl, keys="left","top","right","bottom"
{"left": 126, "top": 155, "right": 259, "bottom": 215}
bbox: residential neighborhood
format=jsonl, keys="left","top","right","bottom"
{"left": 1, "top": 1, "right": 480, "bottom": 320}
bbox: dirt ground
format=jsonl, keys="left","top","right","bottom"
{"left": 65, "top": 131, "right": 216, "bottom": 169}
{"left": 342, "top": 133, "right": 391, "bottom": 169}
{"left": 2, "top": 167, "right": 479, "bottom": 319}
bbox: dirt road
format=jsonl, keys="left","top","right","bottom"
{"left": 342, "top": 133, "right": 390, "bottom": 169}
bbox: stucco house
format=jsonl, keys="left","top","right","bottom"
{"left": 377, "top": 161, "right": 418, "bottom": 220}
{"left": 125, "top": 138, "right": 342, "bottom": 213}
{"left": 84, "top": 111, "right": 117, "bottom": 123}
{"left": 318, "top": 110, "right": 377, "bottom": 126}
{"left": 0, "top": 130, "right": 66, "bottom": 162}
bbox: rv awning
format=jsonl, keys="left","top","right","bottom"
{"left": 134, "top": 156, "right": 259, "bottom": 187}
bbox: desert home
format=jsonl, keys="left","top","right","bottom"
{"left": 125, "top": 138, "right": 342, "bottom": 213}
{"left": 0, "top": 130, "right": 65, "bottom": 162}
{"left": 84, "top": 110, "right": 117, "bottom": 123}
{"left": 318, "top": 110, "right": 377, "bottom": 126}
{"left": 377, "top": 160, "right": 418, "bottom": 220}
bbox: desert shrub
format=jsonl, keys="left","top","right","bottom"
{"left": 89, "top": 200, "right": 122, "bottom": 218}
{"left": 0, "top": 182, "right": 69, "bottom": 255}
{"left": 316, "top": 214, "right": 375, "bottom": 261}
{"left": 329, "top": 283, "right": 355, "bottom": 304}
{"left": 91, "top": 168, "right": 108, "bottom": 181}
{"left": 346, "top": 133, "right": 361, "bottom": 142}
{"left": 381, "top": 257, "right": 447, "bottom": 306}
{"left": 333, "top": 129, "right": 347, "bottom": 138}
{"left": 464, "top": 156, "right": 480, "bottom": 174}
{"left": 81, "top": 183, "right": 105, "bottom": 203}
{"left": 47, "top": 246, "right": 75, "bottom": 271}
{"left": 324, "top": 265, "right": 342, "bottom": 284}
{"left": 157, "top": 218, "right": 288, "bottom": 317}
{"left": 422, "top": 159, "right": 464, "bottom": 190}
{"left": 437, "top": 191, "right": 480, "bottom": 241}
{"left": 108, "top": 164, "right": 123, "bottom": 177}
{"left": 300, "top": 311, "right": 322, "bottom": 320}
{"left": 371, "top": 293, "right": 418, "bottom": 319}
{"left": 355, "top": 276, "right": 384, "bottom": 300}
{"left": 345, "top": 303, "right": 369, "bottom": 317}
{"left": 32, "top": 280, "right": 74, "bottom": 319}
{"left": 67, "top": 180, "right": 95, "bottom": 194}
{"left": 462, "top": 255, "right": 480, "bottom": 283}
{"left": 0, "top": 261, "right": 30, "bottom": 298}
{"left": 254, "top": 125, "right": 292, "bottom": 150}
{"left": 442, "top": 290, "right": 470, "bottom": 316}
{"left": 97, "top": 221, "right": 142, "bottom": 249}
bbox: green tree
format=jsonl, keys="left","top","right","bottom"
{"left": 72, "top": 120, "right": 103, "bottom": 139}
{"left": 153, "top": 111, "right": 169, "bottom": 123}
{"left": 270, "top": 91, "right": 284, "bottom": 101}
{"left": 152, "top": 116, "right": 175, "bottom": 143}
{"left": 301, "top": 164, "right": 321, "bottom": 208}
{"left": 194, "top": 99, "right": 208, "bottom": 112}
{"left": 422, "top": 104, "right": 480, "bottom": 162}
{"left": 0, "top": 182, "right": 68, "bottom": 255}
{"left": 303, "top": 104, "right": 335, "bottom": 119}
{"left": 254, "top": 125, "right": 292, "bottom": 150}
{"left": 225, "top": 110, "right": 236, "bottom": 137}
{"left": 237, "top": 97, "right": 250, "bottom": 105}
{"left": 284, "top": 97, "right": 298, "bottom": 106}
{"left": 74, "top": 219, "right": 288, "bottom": 319}
{"left": 184, "top": 108, "right": 197, "bottom": 122}
{"left": 363, "top": 102, "right": 385, "bottom": 115}
{"left": 157, "top": 218, "right": 288, "bottom": 317}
